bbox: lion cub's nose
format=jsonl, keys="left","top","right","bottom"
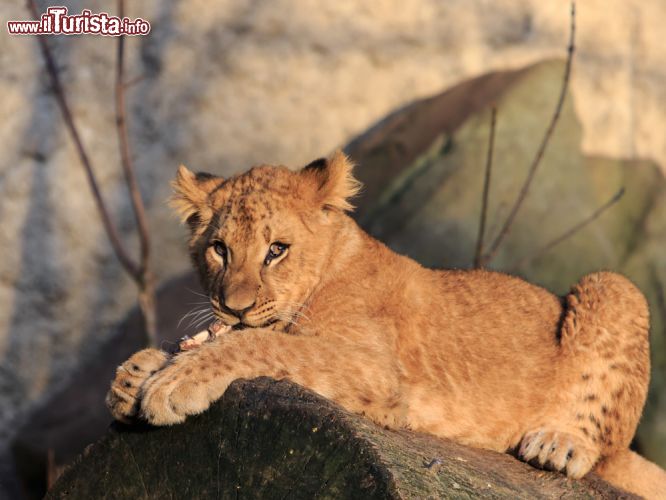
{"left": 222, "top": 278, "right": 258, "bottom": 318}
{"left": 223, "top": 299, "right": 256, "bottom": 318}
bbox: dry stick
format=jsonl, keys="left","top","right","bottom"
{"left": 473, "top": 107, "right": 497, "bottom": 268}
{"left": 122, "top": 74, "right": 147, "bottom": 89}
{"left": 510, "top": 187, "right": 625, "bottom": 271}
{"left": 479, "top": 2, "right": 576, "bottom": 267}
{"left": 46, "top": 448, "right": 57, "bottom": 490}
{"left": 28, "top": 0, "right": 157, "bottom": 346}
{"left": 116, "top": 0, "right": 157, "bottom": 346}
{"left": 27, "top": 0, "right": 141, "bottom": 280}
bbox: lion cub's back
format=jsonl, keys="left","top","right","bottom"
{"left": 433, "top": 268, "right": 563, "bottom": 351}
{"left": 406, "top": 267, "right": 565, "bottom": 383}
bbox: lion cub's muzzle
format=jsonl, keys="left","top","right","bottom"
{"left": 212, "top": 296, "right": 279, "bottom": 329}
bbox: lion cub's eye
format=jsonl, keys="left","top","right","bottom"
{"left": 212, "top": 241, "right": 227, "bottom": 260}
{"left": 265, "top": 242, "right": 288, "bottom": 265}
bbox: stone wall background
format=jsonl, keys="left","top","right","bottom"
{"left": 1, "top": 0, "right": 665, "bottom": 490}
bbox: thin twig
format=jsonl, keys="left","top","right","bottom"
{"left": 473, "top": 107, "right": 497, "bottom": 268}
{"left": 116, "top": 0, "right": 157, "bottom": 345}
{"left": 46, "top": 448, "right": 57, "bottom": 490}
{"left": 116, "top": 1, "right": 150, "bottom": 277}
{"left": 122, "top": 74, "right": 146, "bottom": 89}
{"left": 27, "top": 0, "right": 141, "bottom": 279}
{"left": 28, "top": 0, "right": 157, "bottom": 346}
{"left": 480, "top": 2, "right": 576, "bottom": 267}
{"left": 510, "top": 188, "right": 625, "bottom": 271}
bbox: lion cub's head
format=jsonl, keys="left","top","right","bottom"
{"left": 171, "top": 151, "right": 361, "bottom": 330}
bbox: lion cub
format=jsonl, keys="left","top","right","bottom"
{"left": 107, "top": 152, "right": 665, "bottom": 498}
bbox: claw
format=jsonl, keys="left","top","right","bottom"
{"left": 518, "top": 429, "right": 597, "bottom": 478}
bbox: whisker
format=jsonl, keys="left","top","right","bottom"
{"left": 183, "top": 307, "right": 212, "bottom": 327}
{"left": 185, "top": 288, "right": 210, "bottom": 299}
{"left": 177, "top": 305, "right": 211, "bottom": 328}
{"left": 281, "top": 306, "right": 311, "bottom": 322}
{"left": 186, "top": 310, "right": 213, "bottom": 329}
{"left": 281, "top": 301, "right": 311, "bottom": 314}
{"left": 192, "top": 312, "right": 215, "bottom": 330}
{"left": 274, "top": 314, "right": 297, "bottom": 328}
{"left": 275, "top": 309, "right": 307, "bottom": 328}
{"left": 180, "top": 306, "right": 209, "bottom": 321}
{"left": 283, "top": 301, "right": 311, "bottom": 309}
{"left": 287, "top": 313, "right": 309, "bottom": 323}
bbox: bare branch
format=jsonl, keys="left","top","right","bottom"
{"left": 27, "top": 0, "right": 141, "bottom": 279}
{"left": 116, "top": 0, "right": 157, "bottom": 345}
{"left": 115, "top": 1, "right": 151, "bottom": 278}
{"left": 480, "top": 2, "right": 576, "bottom": 267}
{"left": 510, "top": 187, "right": 625, "bottom": 271}
{"left": 122, "top": 74, "right": 147, "bottom": 89}
{"left": 473, "top": 107, "right": 497, "bottom": 268}
{"left": 28, "top": 0, "right": 158, "bottom": 345}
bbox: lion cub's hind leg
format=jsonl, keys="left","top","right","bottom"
{"left": 518, "top": 272, "right": 650, "bottom": 478}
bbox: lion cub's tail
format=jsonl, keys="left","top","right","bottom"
{"left": 594, "top": 449, "right": 666, "bottom": 499}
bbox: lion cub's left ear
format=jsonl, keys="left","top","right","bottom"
{"left": 300, "top": 150, "right": 362, "bottom": 212}
{"left": 170, "top": 165, "right": 223, "bottom": 227}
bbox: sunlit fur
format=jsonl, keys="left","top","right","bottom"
{"left": 107, "top": 151, "right": 666, "bottom": 498}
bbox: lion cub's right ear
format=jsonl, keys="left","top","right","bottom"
{"left": 170, "top": 165, "right": 223, "bottom": 228}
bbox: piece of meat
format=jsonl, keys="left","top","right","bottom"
{"left": 177, "top": 320, "right": 230, "bottom": 352}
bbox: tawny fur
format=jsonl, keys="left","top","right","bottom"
{"left": 106, "top": 151, "right": 666, "bottom": 498}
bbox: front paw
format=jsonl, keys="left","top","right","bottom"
{"left": 106, "top": 348, "right": 169, "bottom": 423}
{"left": 140, "top": 357, "right": 221, "bottom": 425}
